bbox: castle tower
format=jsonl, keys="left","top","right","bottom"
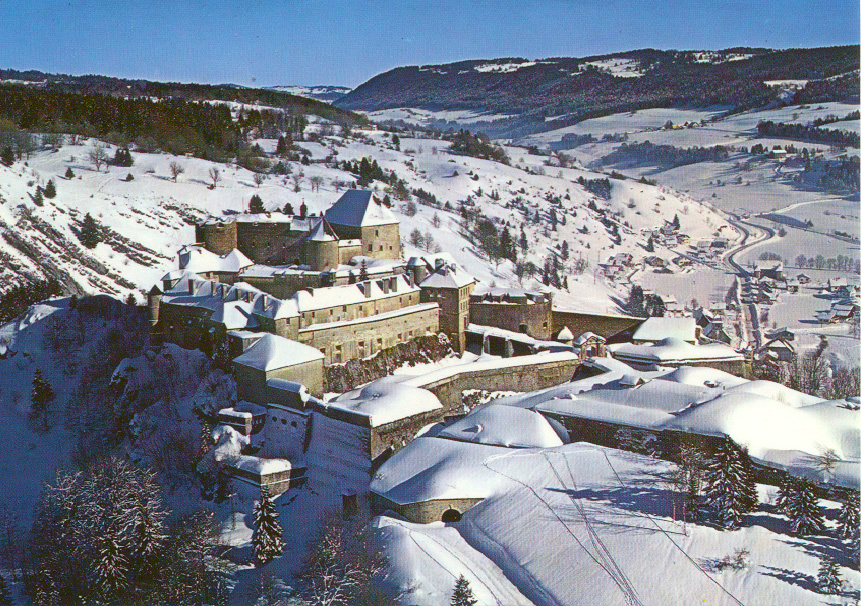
{"left": 147, "top": 284, "right": 164, "bottom": 347}
{"left": 418, "top": 263, "right": 476, "bottom": 352}
{"left": 324, "top": 190, "right": 400, "bottom": 259}
{"left": 197, "top": 220, "right": 238, "bottom": 255}
{"left": 305, "top": 218, "right": 340, "bottom": 271}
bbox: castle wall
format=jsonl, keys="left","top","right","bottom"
{"left": 242, "top": 274, "right": 321, "bottom": 301}
{"left": 298, "top": 305, "right": 439, "bottom": 366}
{"left": 369, "top": 409, "right": 444, "bottom": 461}
{"left": 236, "top": 221, "right": 306, "bottom": 265}
{"left": 298, "top": 285, "right": 421, "bottom": 330}
{"left": 370, "top": 493, "right": 483, "bottom": 524}
{"left": 416, "top": 355, "right": 579, "bottom": 415}
{"left": 552, "top": 309, "right": 644, "bottom": 340}
{"left": 338, "top": 243, "right": 363, "bottom": 264}
{"left": 234, "top": 358, "right": 325, "bottom": 402}
{"left": 329, "top": 222, "right": 400, "bottom": 260}
{"left": 469, "top": 299, "right": 553, "bottom": 340}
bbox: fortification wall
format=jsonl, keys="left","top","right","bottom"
{"left": 552, "top": 309, "right": 644, "bottom": 340}
{"left": 370, "top": 493, "right": 484, "bottom": 524}
{"left": 469, "top": 300, "right": 553, "bottom": 340}
{"left": 412, "top": 354, "right": 579, "bottom": 415}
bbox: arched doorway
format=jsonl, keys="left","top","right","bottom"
{"left": 441, "top": 508, "right": 462, "bottom": 523}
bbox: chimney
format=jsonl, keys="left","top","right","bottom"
{"left": 187, "top": 279, "right": 195, "bottom": 295}
{"left": 381, "top": 279, "right": 389, "bottom": 294}
{"left": 390, "top": 276, "right": 397, "bottom": 292}
{"left": 211, "top": 282, "right": 217, "bottom": 296}
{"left": 363, "top": 281, "right": 372, "bottom": 298}
{"left": 261, "top": 294, "right": 269, "bottom": 309}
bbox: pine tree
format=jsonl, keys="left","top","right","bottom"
{"left": 359, "top": 259, "right": 369, "bottom": 282}
{"left": 249, "top": 194, "right": 265, "bottom": 214}
{"left": 450, "top": 575, "right": 477, "bottom": 606}
{"left": 43, "top": 178, "right": 56, "bottom": 198}
{"left": 519, "top": 227, "right": 528, "bottom": 253}
{"left": 0, "top": 574, "right": 13, "bottom": 606}
{"left": 788, "top": 478, "right": 824, "bottom": 536}
{"left": 703, "top": 436, "right": 758, "bottom": 529}
{"left": 685, "top": 472, "right": 703, "bottom": 522}
{"left": 817, "top": 556, "right": 842, "bottom": 594}
{"left": 645, "top": 236, "right": 654, "bottom": 252}
{"left": 33, "top": 187, "right": 43, "bottom": 206}
{"left": 561, "top": 240, "right": 569, "bottom": 260}
{"left": 672, "top": 214, "right": 681, "bottom": 230}
{"left": 253, "top": 487, "right": 284, "bottom": 566}
{"left": 775, "top": 475, "right": 794, "bottom": 514}
{"left": 65, "top": 166, "right": 75, "bottom": 179}
{"left": 30, "top": 369, "right": 54, "bottom": 432}
{"left": 282, "top": 202, "right": 294, "bottom": 215}
{"left": 0, "top": 147, "right": 13, "bottom": 167}
{"left": 79, "top": 213, "right": 101, "bottom": 249}
{"left": 837, "top": 492, "right": 860, "bottom": 541}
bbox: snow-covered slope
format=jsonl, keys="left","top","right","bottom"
{"left": 0, "top": 128, "right": 730, "bottom": 315}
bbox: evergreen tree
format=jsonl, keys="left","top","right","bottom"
{"left": 282, "top": 202, "right": 294, "bottom": 215}
{"left": 450, "top": 575, "right": 477, "bottom": 606}
{"left": 0, "top": 146, "right": 13, "bottom": 167}
{"left": 775, "top": 476, "right": 795, "bottom": 514}
{"left": 817, "top": 556, "right": 842, "bottom": 595}
{"left": 125, "top": 291, "right": 137, "bottom": 306}
{"left": 43, "top": 178, "right": 56, "bottom": 198}
{"left": 252, "top": 487, "right": 284, "bottom": 566}
{"left": 79, "top": 213, "right": 101, "bottom": 249}
{"left": 113, "top": 147, "right": 133, "bottom": 167}
{"left": 499, "top": 227, "right": 515, "bottom": 262}
{"left": 30, "top": 368, "right": 54, "bottom": 432}
{"left": 359, "top": 260, "right": 369, "bottom": 282}
{"left": 645, "top": 236, "right": 654, "bottom": 253}
{"left": 685, "top": 472, "right": 703, "bottom": 522}
{"left": 703, "top": 436, "right": 758, "bottom": 529}
{"left": 627, "top": 285, "right": 646, "bottom": 317}
{"left": 519, "top": 227, "right": 528, "bottom": 253}
{"left": 561, "top": 240, "right": 569, "bottom": 260}
{"left": 788, "top": 478, "right": 824, "bottom": 536}
{"left": 672, "top": 214, "right": 681, "bottom": 230}
{"left": 65, "top": 166, "right": 74, "bottom": 179}
{"left": 249, "top": 194, "right": 265, "bottom": 214}
{"left": 837, "top": 492, "right": 859, "bottom": 541}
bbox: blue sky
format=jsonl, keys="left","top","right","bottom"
{"left": 1, "top": 0, "right": 858, "bottom": 88}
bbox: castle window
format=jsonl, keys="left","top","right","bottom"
{"left": 375, "top": 229, "right": 379, "bottom": 236}
{"left": 291, "top": 421, "right": 298, "bottom": 428}
{"left": 368, "top": 245, "right": 373, "bottom": 252}
{"left": 281, "top": 419, "right": 286, "bottom": 425}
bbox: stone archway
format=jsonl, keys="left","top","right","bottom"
{"left": 441, "top": 508, "right": 462, "bottom": 523}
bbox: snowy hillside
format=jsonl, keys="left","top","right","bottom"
{"left": 0, "top": 127, "right": 731, "bottom": 315}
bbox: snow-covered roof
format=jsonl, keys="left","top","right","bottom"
{"left": 609, "top": 338, "right": 742, "bottom": 364}
{"left": 162, "top": 279, "right": 299, "bottom": 323}
{"left": 324, "top": 189, "right": 398, "bottom": 227}
{"left": 556, "top": 326, "right": 574, "bottom": 342}
{"left": 571, "top": 331, "right": 603, "bottom": 346}
{"left": 631, "top": 317, "right": 697, "bottom": 343}
{"left": 419, "top": 263, "right": 475, "bottom": 289}
{"left": 307, "top": 218, "right": 338, "bottom": 242}
{"left": 325, "top": 382, "right": 443, "bottom": 427}
{"left": 291, "top": 274, "right": 419, "bottom": 312}
{"left": 438, "top": 404, "right": 565, "bottom": 448}
{"left": 233, "top": 333, "right": 324, "bottom": 371}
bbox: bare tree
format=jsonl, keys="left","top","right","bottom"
{"left": 432, "top": 213, "right": 441, "bottom": 229}
{"left": 253, "top": 173, "right": 265, "bottom": 188}
{"left": 208, "top": 166, "right": 221, "bottom": 189}
{"left": 169, "top": 161, "right": 184, "bottom": 182}
{"left": 291, "top": 174, "right": 302, "bottom": 193}
{"left": 88, "top": 144, "right": 108, "bottom": 172}
{"left": 310, "top": 175, "right": 323, "bottom": 192}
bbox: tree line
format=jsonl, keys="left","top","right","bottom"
{"left": 756, "top": 120, "right": 860, "bottom": 148}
